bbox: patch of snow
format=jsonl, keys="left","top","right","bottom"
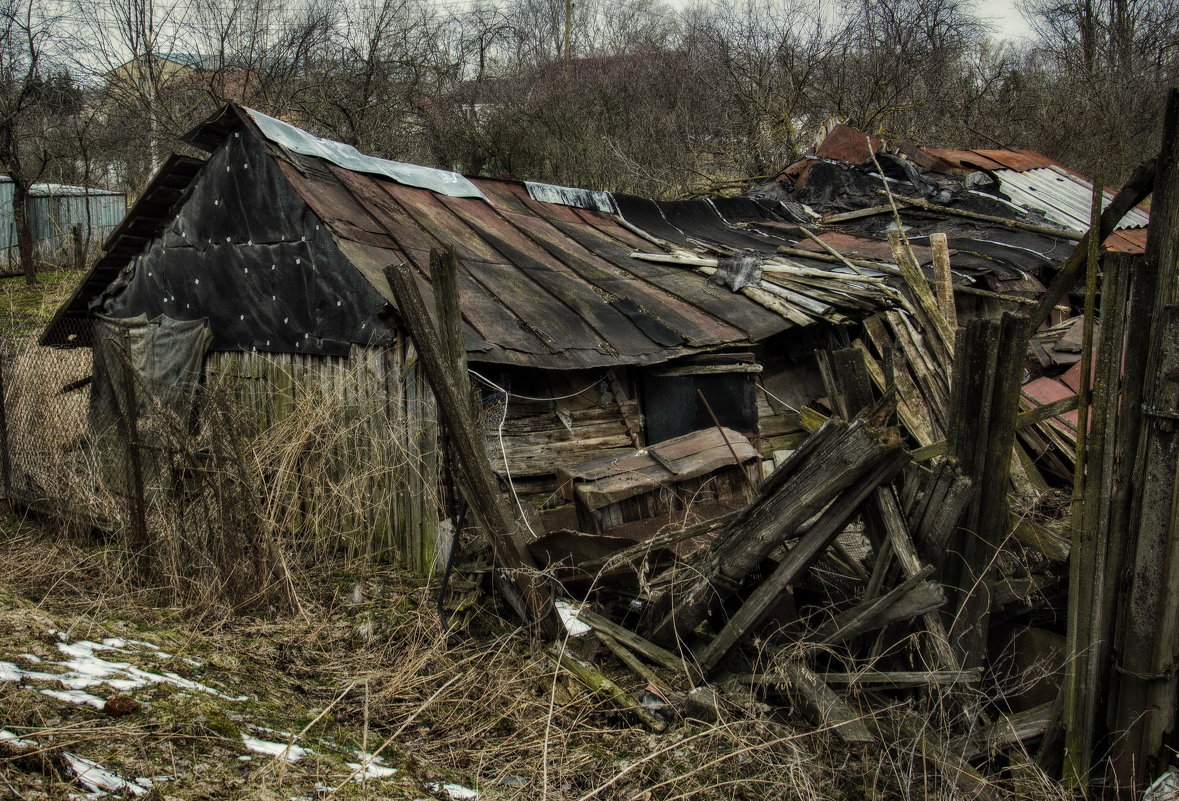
{"left": 0, "top": 729, "right": 35, "bottom": 748}
{"left": 241, "top": 735, "right": 307, "bottom": 763}
{"left": 346, "top": 760, "right": 398, "bottom": 779}
{"left": 0, "top": 636, "right": 243, "bottom": 704}
{"left": 347, "top": 750, "right": 397, "bottom": 779}
{"left": 554, "top": 601, "right": 591, "bottom": 637}
{"left": 427, "top": 782, "right": 479, "bottom": 800}
{"left": 38, "top": 688, "right": 107, "bottom": 708}
{"left": 63, "top": 753, "right": 148, "bottom": 797}
{"left": 18, "top": 653, "right": 43, "bottom": 662}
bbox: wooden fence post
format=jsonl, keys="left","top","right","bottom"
{"left": 1108, "top": 86, "right": 1179, "bottom": 788}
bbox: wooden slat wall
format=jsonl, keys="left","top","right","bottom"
{"left": 204, "top": 343, "right": 441, "bottom": 575}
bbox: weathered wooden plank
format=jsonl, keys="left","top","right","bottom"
{"left": 774, "top": 660, "right": 874, "bottom": 743}
{"left": 577, "top": 608, "right": 689, "bottom": 677}
{"left": 555, "top": 647, "right": 665, "bottom": 732}
{"left": 929, "top": 232, "right": 957, "bottom": 332}
{"left": 815, "top": 566, "right": 943, "bottom": 646}
{"left": 866, "top": 488, "right": 960, "bottom": 670}
{"left": 697, "top": 449, "right": 907, "bottom": 672}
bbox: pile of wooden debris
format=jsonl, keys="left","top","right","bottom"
{"left": 384, "top": 91, "right": 1179, "bottom": 799}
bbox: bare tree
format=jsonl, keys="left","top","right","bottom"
{"left": 0, "top": 0, "right": 72, "bottom": 283}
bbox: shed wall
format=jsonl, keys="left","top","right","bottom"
{"left": 204, "top": 341, "right": 442, "bottom": 575}
{"left": 0, "top": 183, "right": 126, "bottom": 267}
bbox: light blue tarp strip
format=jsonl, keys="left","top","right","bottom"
{"left": 525, "top": 181, "right": 617, "bottom": 214}
{"left": 244, "top": 107, "right": 490, "bottom": 203}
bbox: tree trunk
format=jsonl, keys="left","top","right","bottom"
{"left": 11, "top": 177, "right": 36, "bottom": 285}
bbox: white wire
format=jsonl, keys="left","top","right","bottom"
{"left": 489, "top": 386, "right": 536, "bottom": 537}
{"left": 468, "top": 367, "right": 610, "bottom": 401}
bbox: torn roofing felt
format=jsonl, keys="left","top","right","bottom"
{"left": 44, "top": 103, "right": 900, "bottom": 368}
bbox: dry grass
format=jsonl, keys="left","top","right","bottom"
{"left": 0, "top": 516, "right": 883, "bottom": 801}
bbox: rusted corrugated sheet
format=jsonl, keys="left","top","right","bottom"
{"left": 276, "top": 143, "right": 804, "bottom": 369}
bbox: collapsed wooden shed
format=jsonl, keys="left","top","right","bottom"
{"left": 39, "top": 104, "right": 899, "bottom": 572}
{"left": 37, "top": 106, "right": 1111, "bottom": 575}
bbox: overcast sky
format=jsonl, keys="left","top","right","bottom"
{"left": 978, "top": 0, "right": 1035, "bottom": 40}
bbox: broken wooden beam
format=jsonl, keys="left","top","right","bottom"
{"left": 697, "top": 448, "right": 909, "bottom": 672}
{"left": 755, "top": 659, "right": 875, "bottom": 743}
{"left": 639, "top": 400, "right": 908, "bottom": 648}
{"left": 814, "top": 564, "right": 943, "bottom": 646}
{"left": 738, "top": 669, "right": 981, "bottom": 691}
{"left": 555, "top": 647, "right": 666, "bottom": 732}
{"left": 576, "top": 608, "right": 689, "bottom": 678}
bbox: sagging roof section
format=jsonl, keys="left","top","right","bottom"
{"left": 47, "top": 108, "right": 1118, "bottom": 363}
{"left": 228, "top": 106, "right": 892, "bottom": 369}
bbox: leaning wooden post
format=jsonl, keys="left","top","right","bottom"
{"left": 431, "top": 248, "right": 470, "bottom": 404}
{"left": 382, "top": 261, "right": 563, "bottom": 638}
{"left": 1061, "top": 177, "right": 1104, "bottom": 786}
{"left": 1110, "top": 86, "right": 1179, "bottom": 787}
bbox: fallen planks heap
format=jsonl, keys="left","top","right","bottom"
{"left": 397, "top": 93, "right": 1179, "bottom": 799}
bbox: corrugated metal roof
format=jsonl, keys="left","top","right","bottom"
{"left": 0, "top": 176, "right": 122, "bottom": 197}
{"left": 997, "top": 167, "right": 1150, "bottom": 233}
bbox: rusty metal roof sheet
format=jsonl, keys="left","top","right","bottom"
{"left": 258, "top": 118, "right": 895, "bottom": 369}
{"left": 42, "top": 106, "right": 898, "bottom": 363}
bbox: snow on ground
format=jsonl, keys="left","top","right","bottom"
{"left": 240, "top": 734, "right": 308, "bottom": 763}
{"left": 2, "top": 631, "right": 479, "bottom": 799}
{"left": 63, "top": 753, "right": 151, "bottom": 797}
{"left": 0, "top": 635, "right": 245, "bottom": 709}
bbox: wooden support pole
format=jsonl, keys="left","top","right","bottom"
{"left": 945, "top": 314, "right": 1025, "bottom": 667}
{"left": 382, "top": 261, "right": 562, "bottom": 638}
{"left": 886, "top": 192, "right": 1085, "bottom": 240}
{"left": 929, "top": 232, "right": 957, "bottom": 332}
{"left": 1061, "top": 176, "right": 1104, "bottom": 786}
{"left": 1110, "top": 87, "right": 1179, "bottom": 788}
{"left": 774, "top": 660, "right": 874, "bottom": 743}
{"left": 431, "top": 248, "right": 470, "bottom": 404}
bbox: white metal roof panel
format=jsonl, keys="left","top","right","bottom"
{"left": 997, "top": 167, "right": 1150, "bottom": 232}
